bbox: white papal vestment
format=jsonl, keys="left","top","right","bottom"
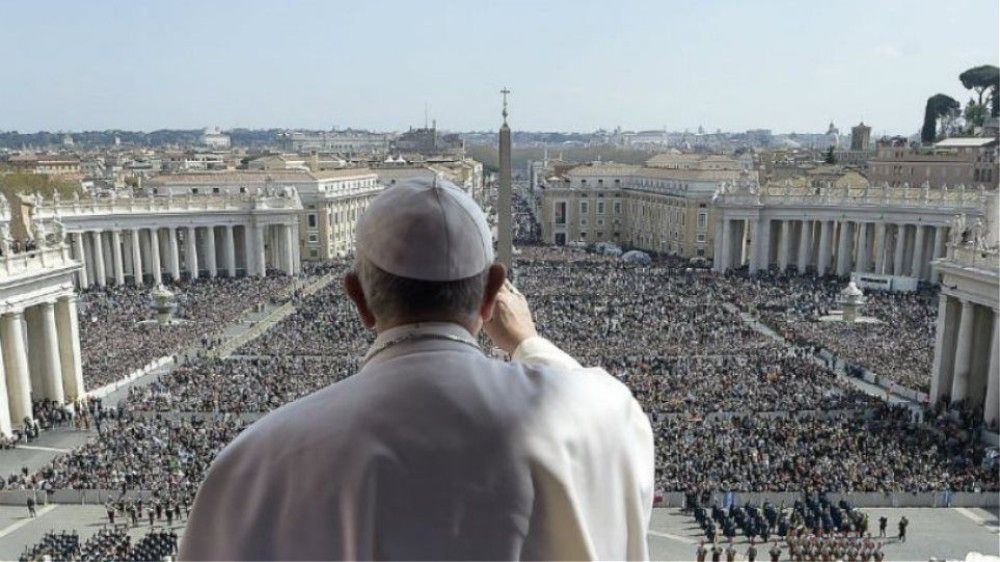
{"left": 179, "top": 322, "right": 654, "bottom": 561}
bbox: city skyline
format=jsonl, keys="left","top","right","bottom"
{"left": 1, "top": 0, "right": 997, "bottom": 135}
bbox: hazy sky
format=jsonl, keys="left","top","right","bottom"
{"left": 2, "top": 0, "right": 997, "bottom": 135}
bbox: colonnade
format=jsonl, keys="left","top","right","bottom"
{"left": 930, "top": 296, "right": 999, "bottom": 426}
{"left": 69, "top": 222, "right": 299, "bottom": 288}
{"left": 715, "top": 216, "right": 949, "bottom": 281}
{"left": 0, "top": 296, "right": 84, "bottom": 436}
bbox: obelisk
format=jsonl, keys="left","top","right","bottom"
{"left": 497, "top": 87, "right": 513, "bottom": 271}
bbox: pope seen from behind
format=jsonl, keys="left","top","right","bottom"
{"left": 178, "top": 177, "right": 655, "bottom": 561}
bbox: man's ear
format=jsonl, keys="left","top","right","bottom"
{"left": 344, "top": 273, "right": 377, "bottom": 329}
{"left": 480, "top": 263, "right": 507, "bottom": 322}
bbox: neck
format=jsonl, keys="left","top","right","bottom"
{"left": 374, "top": 314, "right": 480, "bottom": 337}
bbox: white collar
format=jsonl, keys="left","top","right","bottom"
{"left": 363, "top": 322, "right": 479, "bottom": 364}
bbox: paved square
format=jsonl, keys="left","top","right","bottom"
{"left": 0, "top": 504, "right": 995, "bottom": 561}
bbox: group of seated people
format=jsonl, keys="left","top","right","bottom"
{"left": 20, "top": 527, "right": 178, "bottom": 562}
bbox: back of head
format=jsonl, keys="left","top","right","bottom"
{"left": 354, "top": 177, "right": 494, "bottom": 325}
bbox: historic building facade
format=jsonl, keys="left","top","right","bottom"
{"left": 0, "top": 203, "right": 84, "bottom": 436}
{"left": 712, "top": 179, "right": 992, "bottom": 281}
{"left": 31, "top": 190, "right": 303, "bottom": 287}
{"left": 146, "top": 169, "right": 383, "bottom": 261}
{"left": 539, "top": 156, "right": 745, "bottom": 258}
{"left": 930, "top": 201, "right": 999, "bottom": 428}
{"left": 868, "top": 137, "right": 998, "bottom": 189}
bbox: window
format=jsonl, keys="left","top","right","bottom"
{"left": 580, "top": 201, "right": 589, "bottom": 214}
{"left": 597, "top": 202, "right": 605, "bottom": 214}
{"left": 308, "top": 214, "right": 318, "bottom": 228}
{"left": 614, "top": 201, "right": 622, "bottom": 214}
{"left": 309, "top": 249, "right": 318, "bottom": 258}
{"left": 597, "top": 219, "right": 605, "bottom": 227}
{"left": 697, "top": 233, "right": 706, "bottom": 243}
{"left": 698, "top": 212, "right": 708, "bottom": 229}
{"left": 580, "top": 218, "right": 588, "bottom": 226}
{"left": 580, "top": 232, "right": 587, "bottom": 239}
{"left": 308, "top": 233, "right": 319, "bottom": 243}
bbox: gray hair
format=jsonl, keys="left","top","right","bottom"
{"left": 354, "top": 256, "right": 489, "bottom": 323}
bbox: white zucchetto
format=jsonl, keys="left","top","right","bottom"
{"left": 356, "top": 177, "right": 494, "bottom": 281}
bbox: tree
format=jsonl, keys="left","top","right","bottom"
{"left": 921, "top": 94, "right": 960, "bottom": 144}
{"left": 964, "top": 98, "right": 989, "bottom": 130}
{"left": 959, "top": 65, "right": 999, "bottom": 117}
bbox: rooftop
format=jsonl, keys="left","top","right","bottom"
{"left": 934, "top": 137, "right": 998, "bottom": 148}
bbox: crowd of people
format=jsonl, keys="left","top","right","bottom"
{"left": 3, "top": 410, "right": 247, "bottom": 509}
{"left": 78, "top": 275, "right": 297, "bottom": 389}
{"left": 716, "top": 271, "right": 938, "bottom": 393}
{"left": 10, "top": 220, "right": 1000, "bottom": 559}
{"left": 234, "top": 265, "right": 371, "bottom": 357}
{"left": 19, "top": 528, "right": 178, "bottom": 562}
{"left": 658, "top": 403, "right": 996, "bottom": 494}
{"left": 125, "top": 356, "right": 357, "bottom": 414}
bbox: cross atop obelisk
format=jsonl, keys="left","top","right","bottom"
{"left": 497, "top": 87, "right": 513, "bottom": 272}
{"left": 501, "top": 87, "right": 510, "bottom": 125}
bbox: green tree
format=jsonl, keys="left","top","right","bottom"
{"left": 921, "top": 94, "right": 960, "bottom": 144}
{"left": 959, "top": 65, "right": 999, "bottom": 117}
{"left": 964, "top": 98, "right": 989, "bottom": 130}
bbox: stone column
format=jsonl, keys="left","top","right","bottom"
{"left": 892, "top": 224, "right": 906, "bottom": 276}
{"left": 873, "top": 223, "right": 887, "bottom": 274}
{"left": 186, "top": 226, "right": 199, "bottom": 280}
{"left": 110, "top": 230, "right": 125, "bottom": 285}
{"left": 254, "top": 224, "right": 267, "bottom": 278}
{"left": 55, "top": 296, "right": 84, "bottom": 401}
{"left": 911, "top": 225, "right": 926, "bottom": 280}
{"left": 836, "top": 221, "right": 852, "bottom": 276}
{"left": 856, "top": 222, "right": 869, "bottom": 273}
{"left": 243, "top": 224, "right": 254, "bottom": 276}
{"left": 777, "top": 220, "right": 790, "bottom": 272}
{"left": 290, "top": 222, "right": 301, "bottom": 275}
{"left": 817, "top": 220, "right": 832, "bottom": 276}
{"left": 797, "top": 220, "right": 811, "bottom": 274}
{"left": 717, "top": 219, "right": 732, "bottom": 272}
{"left": 223, "top": 225, "right": 236, "bottom": 277}
{"left": 283, "top": 224, "right": 296, "bottom": 275}
{"left": 0, "top": 341, "right": 10, "bottom": 436}
{"left": 148, "top": 228, "right": 162, "bottom": 285}
{"left": 205, "top": 226, "right": 218, "bottom": 278}
{"left": 130, "top": 229, "right": 143, "bottom": 285}
{"left": 92, "top": 231, "right": 107, "bottom": 287}
{"left": 713, "top": 217, "right": 724, "bottom": 271}
{"left": 933, "top": 226, "right": 947, "bottom": 260}
{"left": 73, "top": 233, "right": 89, "bottom": 287}
{"left": 750, "top": 218, "right": 767, "bottom": 273}
{"left": 168, "top": 227, "right": 181, "bottom": 281}
{"left": 931, "top": 295, "right": 959, "bottom": 403}
{"left": 984, "top": 309, "right": 999, "bottom": 427}
{"left": 950, "top": 300, "right": 976, "bottom": 403}
{"left": 930, "top": 226, "right": 946, "bottom": 282}
{"left": 38, "top": 302, "right": 65, "bottom": 403}
{"left": 1, "top": 312, "right": 32, "bottom": 425}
